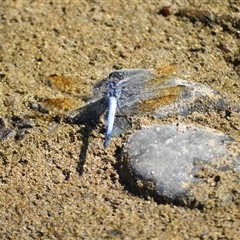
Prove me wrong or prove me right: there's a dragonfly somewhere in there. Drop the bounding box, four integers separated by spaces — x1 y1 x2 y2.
67 64 187 148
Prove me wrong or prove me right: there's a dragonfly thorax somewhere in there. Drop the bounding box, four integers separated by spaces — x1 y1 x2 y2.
106 81 122 99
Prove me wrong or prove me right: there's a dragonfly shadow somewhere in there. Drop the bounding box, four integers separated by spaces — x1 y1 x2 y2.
67 105 134 176
66 97 107 176
76 125 92 176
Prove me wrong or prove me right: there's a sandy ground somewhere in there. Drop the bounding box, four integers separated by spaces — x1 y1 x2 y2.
0 0 240 239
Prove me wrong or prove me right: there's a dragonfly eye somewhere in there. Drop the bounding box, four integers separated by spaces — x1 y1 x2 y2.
108 71 124 81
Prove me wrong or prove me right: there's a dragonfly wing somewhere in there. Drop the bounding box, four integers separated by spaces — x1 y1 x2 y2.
92 77 108 96
113 69 154 89
66 97 107 127
111 115 132 137
118 75 188 116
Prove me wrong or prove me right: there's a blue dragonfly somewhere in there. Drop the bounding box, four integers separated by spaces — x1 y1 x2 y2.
67 64 186 148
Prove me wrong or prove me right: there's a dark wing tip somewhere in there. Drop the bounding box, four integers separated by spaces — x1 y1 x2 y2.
66 97 107 127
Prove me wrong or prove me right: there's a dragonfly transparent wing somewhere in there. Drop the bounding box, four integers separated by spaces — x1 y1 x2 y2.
114 65 187 116
66 97 107 127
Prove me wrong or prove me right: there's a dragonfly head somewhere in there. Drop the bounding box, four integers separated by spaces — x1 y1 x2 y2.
108 71 124 82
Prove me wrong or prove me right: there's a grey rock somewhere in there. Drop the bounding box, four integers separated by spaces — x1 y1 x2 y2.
152 77 229 119
121 123 238 206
